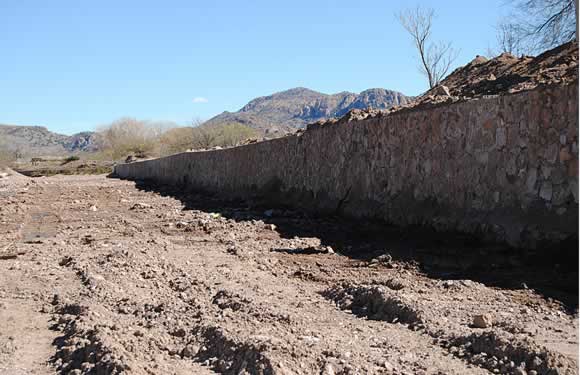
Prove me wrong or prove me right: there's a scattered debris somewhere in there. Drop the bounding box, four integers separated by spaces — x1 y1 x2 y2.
130 202 152 210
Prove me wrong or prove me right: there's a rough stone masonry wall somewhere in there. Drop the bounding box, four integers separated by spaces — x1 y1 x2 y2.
115 83 579 247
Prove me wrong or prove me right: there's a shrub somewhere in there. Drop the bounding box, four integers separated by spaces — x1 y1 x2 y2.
159 122 258 156
61 155 80 164
214 123 259 147
159 127 197 156
98 118 259 159
98 118 174 160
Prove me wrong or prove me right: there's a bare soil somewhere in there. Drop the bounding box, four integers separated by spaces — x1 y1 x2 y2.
0 173 577 374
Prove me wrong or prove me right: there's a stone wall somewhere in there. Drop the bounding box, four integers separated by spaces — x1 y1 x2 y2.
115 83 579 247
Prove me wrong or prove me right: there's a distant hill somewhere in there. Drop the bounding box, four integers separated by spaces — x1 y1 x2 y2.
0 87 410 155
204 87 411 136
0 124 101 157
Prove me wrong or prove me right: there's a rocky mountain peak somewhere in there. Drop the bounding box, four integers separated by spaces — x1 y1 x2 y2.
206 87 411 135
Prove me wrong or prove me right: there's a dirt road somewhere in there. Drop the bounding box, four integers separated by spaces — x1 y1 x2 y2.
0 173 577 374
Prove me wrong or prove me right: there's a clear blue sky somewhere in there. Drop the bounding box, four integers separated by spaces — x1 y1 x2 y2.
0 0 509 135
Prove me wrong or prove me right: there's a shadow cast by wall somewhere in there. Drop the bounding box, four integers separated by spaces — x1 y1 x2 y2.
131 179 579 312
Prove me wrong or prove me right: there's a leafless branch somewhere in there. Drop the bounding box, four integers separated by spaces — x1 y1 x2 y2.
496 21 529 55
397 6 459 88
497 0 577 55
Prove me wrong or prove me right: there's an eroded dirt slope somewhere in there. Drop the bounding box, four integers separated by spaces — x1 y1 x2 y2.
0 174 577 374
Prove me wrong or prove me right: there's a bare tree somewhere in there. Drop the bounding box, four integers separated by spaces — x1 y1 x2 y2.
190 118 204 129
524 0 577 47
191 127 218 149
98 117 163 159
159 127 196 156
186 119 215 149
497 0 577 55
397 6 459 88
215 123 258 147
496 21 528 55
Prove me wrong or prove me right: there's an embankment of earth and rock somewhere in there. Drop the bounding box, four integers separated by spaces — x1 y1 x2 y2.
114 43 579 248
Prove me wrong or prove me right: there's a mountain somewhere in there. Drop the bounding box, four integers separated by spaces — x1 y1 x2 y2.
0 124 101 157
204 87 411 136
0 87 410 155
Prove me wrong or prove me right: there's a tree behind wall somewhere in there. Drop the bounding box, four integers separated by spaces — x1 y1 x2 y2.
159 122 259 156
214 123 258 147
98 118 169 160
496 0 577 55
397 6 459 88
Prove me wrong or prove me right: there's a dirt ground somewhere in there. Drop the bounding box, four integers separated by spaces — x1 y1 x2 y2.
0 173 577 375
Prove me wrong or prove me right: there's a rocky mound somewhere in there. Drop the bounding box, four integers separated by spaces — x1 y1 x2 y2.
426 40 578 99
308 41 578 127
